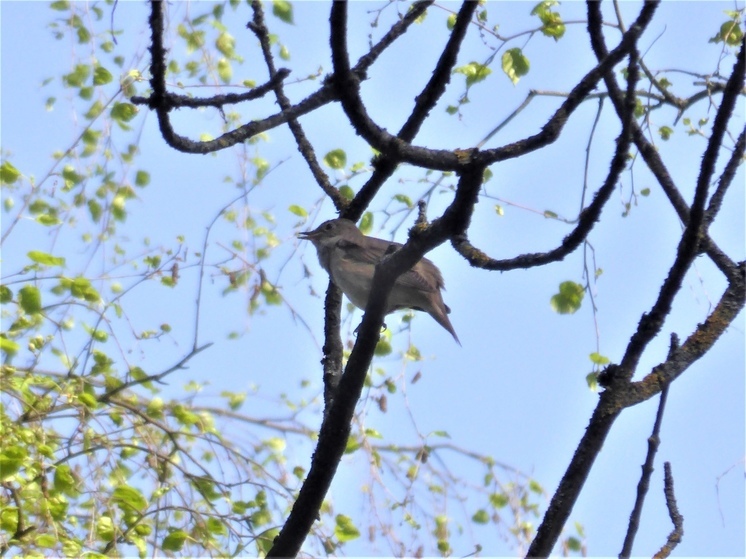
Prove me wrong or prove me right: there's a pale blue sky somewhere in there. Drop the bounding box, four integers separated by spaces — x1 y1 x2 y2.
1 1 744 556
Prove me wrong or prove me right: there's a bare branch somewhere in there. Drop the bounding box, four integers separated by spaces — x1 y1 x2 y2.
652 462 684 559
620 338 675 558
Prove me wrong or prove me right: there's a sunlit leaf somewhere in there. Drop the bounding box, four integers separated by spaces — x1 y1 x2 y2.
93 66 113 85
454 61 492 87
359 212 373 235
334 514 360 542
288 204 308 217
550 281 584 314
324 149 347 169
0 161 21 184
162 529 188 552
18 285 42 314
502 48 530 85
272 0 293 23
28 251 65 267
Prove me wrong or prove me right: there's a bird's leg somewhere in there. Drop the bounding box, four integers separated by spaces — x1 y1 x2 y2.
353 322 388 336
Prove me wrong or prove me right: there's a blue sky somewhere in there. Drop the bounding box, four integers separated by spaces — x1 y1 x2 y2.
1 1 744 556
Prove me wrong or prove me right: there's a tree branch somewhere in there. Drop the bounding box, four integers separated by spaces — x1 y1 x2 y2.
620 337 675 558
588 1 744 283
652 462 684 559
526 3 648 553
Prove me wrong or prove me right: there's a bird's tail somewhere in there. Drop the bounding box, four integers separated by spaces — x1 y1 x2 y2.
430 302 461 346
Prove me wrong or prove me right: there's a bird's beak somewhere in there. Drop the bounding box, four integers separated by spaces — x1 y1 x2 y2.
297 228 317 240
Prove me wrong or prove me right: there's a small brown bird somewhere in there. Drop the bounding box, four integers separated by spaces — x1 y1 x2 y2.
299 218 460 344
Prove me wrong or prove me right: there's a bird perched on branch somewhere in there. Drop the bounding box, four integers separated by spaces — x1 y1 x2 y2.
299 218 460 344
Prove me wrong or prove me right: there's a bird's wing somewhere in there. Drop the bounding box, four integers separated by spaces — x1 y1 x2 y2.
338 237 443 293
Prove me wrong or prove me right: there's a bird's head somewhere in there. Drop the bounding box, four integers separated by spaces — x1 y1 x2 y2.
298 218 361 249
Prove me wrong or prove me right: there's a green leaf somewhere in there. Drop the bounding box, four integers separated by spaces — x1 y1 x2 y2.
640 187 651 197
28 250 65 267
217 58 232 83
472 509 490 524
374 337 392 356
589 352 610 365
324 149 347 169
261 281 282 305
162 529 188 552
532 1 565 40
63 64 90 87
338 185 354 200
110 102 138 123
36 534 58 548
288 204 308 217
0 507 18 533
0 285 12 303
93 66 113 85
85 99 104 119
0 337 19 357
272 0 293 23
0 161 21 184
88 199 102 222
54 464 78 495
50 0 70 10
206 517 227 536
112 485 148 513
566 536 582 552
393 193 413 208
112 194 127 221
77 25 91 43
709 19 744 45
215 32 235 57
446 13 457 30
489 492 509 508
135 170 150 187
586 372 599 391
359 212 373 235
658 125 673 140
0 446 26 480
36 214 61 226
502 48 530 85
95 515 115 541
334 514 360 542
255 528 280 556
454 61 492 87
550 281 585 314
18 285 42 314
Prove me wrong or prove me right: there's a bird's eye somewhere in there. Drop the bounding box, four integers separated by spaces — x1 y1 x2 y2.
324 223 333 231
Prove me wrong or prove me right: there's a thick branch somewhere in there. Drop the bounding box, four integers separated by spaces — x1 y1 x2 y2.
345 0 476 219
330 0 658 172
131 69 290 109
617 22 745 377
267 167 484 557
588 2 744 282
451 95 632 270
247 1 345 211
527 4 646 554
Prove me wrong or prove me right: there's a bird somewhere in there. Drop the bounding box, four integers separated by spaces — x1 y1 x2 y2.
299 218 460 344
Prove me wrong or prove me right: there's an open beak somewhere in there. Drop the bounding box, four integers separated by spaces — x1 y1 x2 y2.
297 226 320 240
